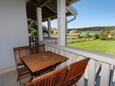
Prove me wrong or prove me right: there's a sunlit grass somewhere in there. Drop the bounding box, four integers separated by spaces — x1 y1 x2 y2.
68 39 115 56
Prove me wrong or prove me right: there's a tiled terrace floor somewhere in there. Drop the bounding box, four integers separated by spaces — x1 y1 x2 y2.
0 69 115 86
0 70 30 86
0 70 19 86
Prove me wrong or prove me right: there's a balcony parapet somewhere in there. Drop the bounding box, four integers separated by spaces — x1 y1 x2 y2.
40 41 115 86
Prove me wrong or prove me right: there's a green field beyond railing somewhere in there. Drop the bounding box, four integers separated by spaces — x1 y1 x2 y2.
68 39 115 56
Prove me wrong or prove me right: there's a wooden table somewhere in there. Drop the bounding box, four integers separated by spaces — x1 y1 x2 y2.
21 51 68 75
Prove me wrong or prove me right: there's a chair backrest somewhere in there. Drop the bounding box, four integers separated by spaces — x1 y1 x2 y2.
38 44 45 53
25 66 68 86
65 58 90 86
13 46 31 66
30 44 45 54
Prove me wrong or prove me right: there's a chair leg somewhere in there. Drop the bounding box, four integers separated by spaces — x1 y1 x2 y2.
75 83 77 86
17 76 19 81
19 80 22 86
17 76 22 86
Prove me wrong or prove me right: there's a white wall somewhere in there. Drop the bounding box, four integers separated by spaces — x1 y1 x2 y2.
0 0 28 70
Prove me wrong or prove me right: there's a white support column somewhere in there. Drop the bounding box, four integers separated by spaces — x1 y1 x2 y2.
48 18 51 38
36 7 43 41
57 0 66 46
65 18 68 45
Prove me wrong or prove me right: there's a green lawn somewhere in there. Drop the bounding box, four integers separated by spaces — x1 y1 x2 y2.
68 40 115 56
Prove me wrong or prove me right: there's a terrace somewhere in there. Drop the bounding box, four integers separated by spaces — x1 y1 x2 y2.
0 0 115 86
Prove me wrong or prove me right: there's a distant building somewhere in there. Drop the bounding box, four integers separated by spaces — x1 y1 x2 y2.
69 29 77 34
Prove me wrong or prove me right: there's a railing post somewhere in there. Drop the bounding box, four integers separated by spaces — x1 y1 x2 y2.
109 65 115 86
78 74 85 86
88 59 96 86
100 63 110 86
45 44 48 51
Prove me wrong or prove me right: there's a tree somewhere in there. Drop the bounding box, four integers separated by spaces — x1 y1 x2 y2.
28 27 37 37
27 18 37 37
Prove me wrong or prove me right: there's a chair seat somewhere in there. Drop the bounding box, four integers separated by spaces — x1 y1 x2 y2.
39 66 54 75
18 67 30 79
18 61 23 66
64 58 90 86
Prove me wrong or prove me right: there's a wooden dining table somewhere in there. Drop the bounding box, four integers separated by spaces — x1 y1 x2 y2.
21 51 68 76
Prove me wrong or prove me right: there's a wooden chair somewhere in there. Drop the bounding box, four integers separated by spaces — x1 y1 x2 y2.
24 66 68 86
64 58 90 86
13 46 31 81
30 44 45 54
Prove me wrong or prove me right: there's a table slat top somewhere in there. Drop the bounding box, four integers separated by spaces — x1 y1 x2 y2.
21 51 68 73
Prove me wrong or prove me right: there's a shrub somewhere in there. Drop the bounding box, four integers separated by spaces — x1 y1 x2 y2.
110 30 115 38
76 32 81 39
43 29 48 34
100 30 109 40
93 34 99 39
84 32 92 39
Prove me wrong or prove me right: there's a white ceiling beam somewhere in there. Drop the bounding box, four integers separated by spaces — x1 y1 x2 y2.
66 5 78 16
45 5 57 13
40 0 53 7
69 0 80 5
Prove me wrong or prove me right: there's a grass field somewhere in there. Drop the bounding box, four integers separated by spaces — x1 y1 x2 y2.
68 39 115 56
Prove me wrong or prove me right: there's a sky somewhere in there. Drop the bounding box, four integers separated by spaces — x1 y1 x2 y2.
43 0 115 28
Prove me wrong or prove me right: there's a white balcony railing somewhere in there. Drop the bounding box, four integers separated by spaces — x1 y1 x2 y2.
41 41 115 86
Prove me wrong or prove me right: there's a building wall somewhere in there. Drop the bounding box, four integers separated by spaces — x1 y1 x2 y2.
0 0 28 70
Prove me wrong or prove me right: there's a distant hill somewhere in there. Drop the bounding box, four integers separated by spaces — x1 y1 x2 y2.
68 26 115 31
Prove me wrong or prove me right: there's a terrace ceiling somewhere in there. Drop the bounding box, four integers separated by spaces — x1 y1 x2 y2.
26 0 78 21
